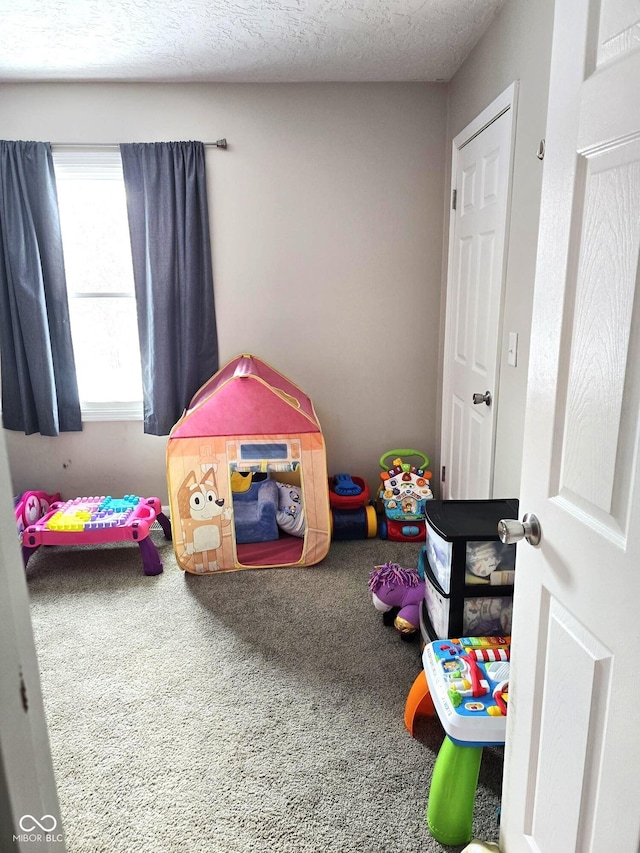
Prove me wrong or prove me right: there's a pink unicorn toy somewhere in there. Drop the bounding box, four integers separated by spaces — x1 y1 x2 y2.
368 562 425 639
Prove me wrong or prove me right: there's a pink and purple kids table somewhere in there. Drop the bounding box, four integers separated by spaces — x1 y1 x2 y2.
22 495 172 575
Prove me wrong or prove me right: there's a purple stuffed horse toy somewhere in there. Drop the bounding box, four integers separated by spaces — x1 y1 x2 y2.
369 562 425 639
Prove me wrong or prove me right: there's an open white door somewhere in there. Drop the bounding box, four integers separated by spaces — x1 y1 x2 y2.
501 1 640 850
0 429 63 851
441 84 517 500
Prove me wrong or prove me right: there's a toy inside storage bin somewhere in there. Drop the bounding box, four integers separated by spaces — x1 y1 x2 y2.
419 499 519 641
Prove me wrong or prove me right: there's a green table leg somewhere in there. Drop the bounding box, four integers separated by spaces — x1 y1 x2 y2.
426 735 483 845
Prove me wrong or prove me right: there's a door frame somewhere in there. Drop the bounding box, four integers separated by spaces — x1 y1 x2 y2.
440 81 519 499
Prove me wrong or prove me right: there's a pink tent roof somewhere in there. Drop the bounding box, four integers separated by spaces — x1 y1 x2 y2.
171 354 321 438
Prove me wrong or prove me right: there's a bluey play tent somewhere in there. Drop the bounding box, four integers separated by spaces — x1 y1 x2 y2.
166 354 331 573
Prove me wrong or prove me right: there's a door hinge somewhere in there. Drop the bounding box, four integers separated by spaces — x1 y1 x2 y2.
441 465 446 482
451 189 457 210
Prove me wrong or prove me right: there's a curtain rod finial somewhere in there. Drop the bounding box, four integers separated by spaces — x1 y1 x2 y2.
216 139 227 149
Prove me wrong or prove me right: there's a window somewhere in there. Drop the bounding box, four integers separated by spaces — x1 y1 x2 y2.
52 147 143 420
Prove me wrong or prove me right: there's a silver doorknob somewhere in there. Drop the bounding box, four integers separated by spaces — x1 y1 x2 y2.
472 391 492 406
498 513 541 546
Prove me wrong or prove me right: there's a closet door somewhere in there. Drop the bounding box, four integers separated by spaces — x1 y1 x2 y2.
441 84 517 499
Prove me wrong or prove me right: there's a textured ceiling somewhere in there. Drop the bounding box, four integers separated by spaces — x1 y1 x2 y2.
0 0 504 83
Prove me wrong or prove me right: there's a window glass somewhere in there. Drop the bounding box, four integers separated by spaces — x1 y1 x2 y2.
53 147 143 418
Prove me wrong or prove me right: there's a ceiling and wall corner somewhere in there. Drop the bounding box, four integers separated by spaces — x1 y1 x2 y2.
0 0 505 83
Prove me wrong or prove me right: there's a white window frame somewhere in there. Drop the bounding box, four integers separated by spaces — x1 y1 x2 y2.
52 146 143 422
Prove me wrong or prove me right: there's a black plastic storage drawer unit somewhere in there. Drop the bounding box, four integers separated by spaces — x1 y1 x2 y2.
419 499 519 641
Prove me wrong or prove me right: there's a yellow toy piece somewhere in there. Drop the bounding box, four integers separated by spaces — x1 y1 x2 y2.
46 508 91 532
230 470 253 493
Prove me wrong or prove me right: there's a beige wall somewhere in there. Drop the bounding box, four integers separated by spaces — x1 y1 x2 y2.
2 0 558 509
443 0 555 498
1 82 447 503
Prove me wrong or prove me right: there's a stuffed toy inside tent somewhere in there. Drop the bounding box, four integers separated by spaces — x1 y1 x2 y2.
166 354 331 573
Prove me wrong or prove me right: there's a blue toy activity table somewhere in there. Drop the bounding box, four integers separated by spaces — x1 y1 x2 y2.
405 637 510 845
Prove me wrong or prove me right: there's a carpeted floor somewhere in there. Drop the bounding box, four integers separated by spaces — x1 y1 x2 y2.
26 535 503 852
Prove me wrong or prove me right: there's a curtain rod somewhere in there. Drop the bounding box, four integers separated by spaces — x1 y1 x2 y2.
52 139 228 149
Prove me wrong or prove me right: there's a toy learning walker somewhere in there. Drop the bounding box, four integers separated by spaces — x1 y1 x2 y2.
378 449 433 541
22 495 172 576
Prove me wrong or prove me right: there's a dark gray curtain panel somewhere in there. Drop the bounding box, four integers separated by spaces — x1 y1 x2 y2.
120 141 219 436
0 140 82 436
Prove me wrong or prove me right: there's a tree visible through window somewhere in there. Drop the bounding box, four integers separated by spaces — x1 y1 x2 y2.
53 147 143 420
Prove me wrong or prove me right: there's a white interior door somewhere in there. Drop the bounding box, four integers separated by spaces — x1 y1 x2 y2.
501 1 640 850
441 84 517 500
0 428 63 850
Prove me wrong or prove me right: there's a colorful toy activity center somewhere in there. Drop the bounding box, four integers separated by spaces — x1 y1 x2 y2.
404 636 510 846
21 495 172 575
378 449 433 541
166 354 331 573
